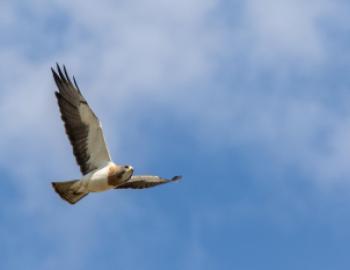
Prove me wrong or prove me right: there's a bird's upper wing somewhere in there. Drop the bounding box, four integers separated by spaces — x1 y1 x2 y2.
115 175 182 189
52 64 112 175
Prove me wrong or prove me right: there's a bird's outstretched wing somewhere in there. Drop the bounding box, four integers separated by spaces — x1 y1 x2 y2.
115 175 182 189
52 64 111 175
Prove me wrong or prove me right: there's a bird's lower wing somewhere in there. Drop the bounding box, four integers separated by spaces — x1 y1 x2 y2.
115 175 182 189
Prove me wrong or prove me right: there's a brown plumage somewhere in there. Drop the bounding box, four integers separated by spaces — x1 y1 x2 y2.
52 64 111 175
116 176 182 189
107 164 129 186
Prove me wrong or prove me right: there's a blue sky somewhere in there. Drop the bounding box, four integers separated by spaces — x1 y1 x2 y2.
1 0 350 269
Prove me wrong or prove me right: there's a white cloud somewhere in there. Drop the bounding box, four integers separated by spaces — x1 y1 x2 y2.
0 0 349 201
241 0 337 67
0 0 349 200
0 0 225 268
1 0 350 267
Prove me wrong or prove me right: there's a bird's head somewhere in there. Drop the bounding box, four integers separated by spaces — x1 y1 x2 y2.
122 165 134 181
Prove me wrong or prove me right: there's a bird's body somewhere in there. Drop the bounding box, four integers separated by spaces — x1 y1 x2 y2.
81 162 132 192
51 64 181 204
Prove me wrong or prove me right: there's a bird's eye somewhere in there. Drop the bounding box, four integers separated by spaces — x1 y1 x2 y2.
124 165 129 169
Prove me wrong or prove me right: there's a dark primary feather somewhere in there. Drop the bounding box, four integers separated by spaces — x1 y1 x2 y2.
52 64 100 175
116 175 182 189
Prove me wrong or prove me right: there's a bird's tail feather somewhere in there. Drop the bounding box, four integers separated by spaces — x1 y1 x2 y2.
52 179 88 204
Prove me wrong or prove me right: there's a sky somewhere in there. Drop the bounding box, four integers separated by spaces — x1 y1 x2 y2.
1 0 350 269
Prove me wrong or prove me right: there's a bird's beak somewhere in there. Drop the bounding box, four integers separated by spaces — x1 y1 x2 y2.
128 166 134 173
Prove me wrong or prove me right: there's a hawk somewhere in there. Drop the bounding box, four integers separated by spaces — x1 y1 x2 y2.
51 64 181 204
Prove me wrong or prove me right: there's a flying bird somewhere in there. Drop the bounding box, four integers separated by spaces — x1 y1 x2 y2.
51 64 181 204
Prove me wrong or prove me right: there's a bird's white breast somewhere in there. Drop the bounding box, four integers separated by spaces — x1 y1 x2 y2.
83 163 115 192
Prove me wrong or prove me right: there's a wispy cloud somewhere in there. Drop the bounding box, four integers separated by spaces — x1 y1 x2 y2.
0 0 225 269
1 0 350 269
242 0 335 65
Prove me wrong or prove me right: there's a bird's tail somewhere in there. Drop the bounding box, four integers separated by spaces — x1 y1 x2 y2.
52 179 88 204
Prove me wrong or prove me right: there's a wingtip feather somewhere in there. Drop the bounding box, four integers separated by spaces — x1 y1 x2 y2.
63 65 72 83
57 64 65 80
171 176 182 182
